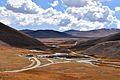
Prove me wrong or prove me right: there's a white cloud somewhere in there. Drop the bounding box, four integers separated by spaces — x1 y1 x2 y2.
0 19 11 25
115 7 120 12
0 7 16 26
0 0 120 31
50 0 59 7
6 0 42 14
114 19 120 29
60 0 118 31
62 0 111 7
67 19 106 31
66 6 113 22
62 0 87 7
59 26 71 31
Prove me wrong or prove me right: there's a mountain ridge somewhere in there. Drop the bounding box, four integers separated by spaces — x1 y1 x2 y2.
71 32 120 50
21 29 77 38
65 28 120 38
0 22 47 50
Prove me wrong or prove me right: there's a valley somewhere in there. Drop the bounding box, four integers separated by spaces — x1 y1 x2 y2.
1 0 120 79
1 46 120 80
0 22 120 80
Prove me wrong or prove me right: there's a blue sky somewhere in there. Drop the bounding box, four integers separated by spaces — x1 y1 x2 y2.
0 0 120 31
0 0 66 10
103 0 120 19
104 0 120 9
33 0 66 12
0 0 119 12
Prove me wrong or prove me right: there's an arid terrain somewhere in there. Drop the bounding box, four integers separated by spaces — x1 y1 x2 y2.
1 44 120 80
1 22 120 80
0 47 30 71
1 0 120 79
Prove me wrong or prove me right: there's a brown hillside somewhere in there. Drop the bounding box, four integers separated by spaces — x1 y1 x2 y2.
85 41 120 59
0 22 47 50
71 32 120 50
65 29 120 38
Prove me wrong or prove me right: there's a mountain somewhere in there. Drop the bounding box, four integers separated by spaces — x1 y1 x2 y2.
21 30 76 38
71 32 120 51
0 22 47 50
0 41 10 47
84 41 120 59
65 29 120 38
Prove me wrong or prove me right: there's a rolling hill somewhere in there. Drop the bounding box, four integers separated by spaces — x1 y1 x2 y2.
21 30 76 38
65 29 120 38
71 32 120 51
85 41 120 59
0 22 47 50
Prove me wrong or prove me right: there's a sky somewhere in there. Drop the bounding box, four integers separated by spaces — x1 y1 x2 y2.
0 0 120 31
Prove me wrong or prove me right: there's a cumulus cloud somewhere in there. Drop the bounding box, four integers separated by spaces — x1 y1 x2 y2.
0 0 120 31
14 8 63 26
6 0 41 14
62 0 111 7
0 0 63 27
66 6 113 22
60 0 118 31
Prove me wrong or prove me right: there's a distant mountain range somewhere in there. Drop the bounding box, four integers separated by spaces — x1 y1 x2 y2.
65 29 120 38
0 22 47 50
71 32 120 50
21 30 76 38
1 22 120 59
21 28 120 38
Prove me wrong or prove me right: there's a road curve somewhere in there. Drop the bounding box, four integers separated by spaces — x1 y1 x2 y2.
39 59 70 68
3 57 41 73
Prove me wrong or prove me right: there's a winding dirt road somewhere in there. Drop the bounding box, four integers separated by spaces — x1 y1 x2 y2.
2 57 41 73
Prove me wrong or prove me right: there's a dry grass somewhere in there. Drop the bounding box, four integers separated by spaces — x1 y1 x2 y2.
0 70 77 80
1 62 120 80
0 47 30 71
38 38 80 46
0 47 120 80
37 62 120 80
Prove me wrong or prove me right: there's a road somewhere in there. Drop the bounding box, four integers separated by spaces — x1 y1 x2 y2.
1 49 119 73
39 59 70 68
3 57 41 73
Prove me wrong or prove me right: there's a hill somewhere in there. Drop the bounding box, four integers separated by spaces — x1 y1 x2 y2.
0 41 10 46
71 32 120 50
85 41 120 59
65 29 120 38
21 30 76 38
0 22 47 50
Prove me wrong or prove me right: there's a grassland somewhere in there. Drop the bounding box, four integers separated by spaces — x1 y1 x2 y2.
1 62 120 80
1 38 120 80
0 47 30 71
